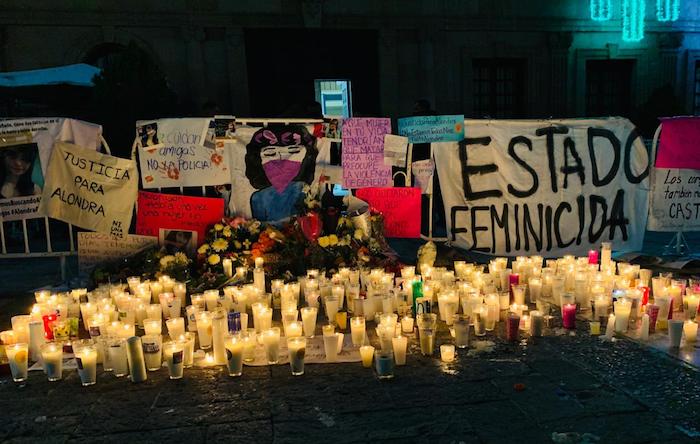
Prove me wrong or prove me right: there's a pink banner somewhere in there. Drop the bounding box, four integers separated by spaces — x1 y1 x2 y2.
356 187 421 238
656 117 700 169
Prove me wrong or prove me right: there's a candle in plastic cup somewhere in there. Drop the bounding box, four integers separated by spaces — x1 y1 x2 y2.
374 349 394 379
530 310 544 337
589 321 601 335
350 316 366 346
401 315 414 334
440 344 455 362
75 344 97 386
506 313 520 342
286 321 303 338
453 315 470 348
323 333 339 362
108 338 129 377
178 333 195 368
146 304 162 321
360 345 374 368
324 294 340 324
163 341 184 379
614 300 632 333
418 328 435 355
242 329 257 362
262 327 281 364
683 320 698 344
669 319 684 349
143 318 161 336
41 342 63 381
391 335 407 365
287 336 306 376
646 304 660 334
195 311 213 350
166 317 185 340
300 307 318 338
224 333 244 377
473 307 486 336
141 334 163 371
6 343 29 382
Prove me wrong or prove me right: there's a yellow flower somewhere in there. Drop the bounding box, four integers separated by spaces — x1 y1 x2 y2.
214 223 224 231
159 255 175 268
197 244 210 255
328 234 338 246
174 252 188 264
208 254 221 265
354 229 364 240
222 226 232 237
318 236 329 248
212 238 229 252
234 241 242 249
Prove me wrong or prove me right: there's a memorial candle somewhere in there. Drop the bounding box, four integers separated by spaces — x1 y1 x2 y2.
529 310 544 337
562 304 576 329
254 267 265 293
392 335 408 365
604 314 616 339
222 258 233 278
640 313 650 340
359 345 374 368
528 277 542 304
614 300 632 333
684 320 698 343
646 304 660 334
588 249 599 265
685 294 699 320
506 313 520 342
440 344 455 363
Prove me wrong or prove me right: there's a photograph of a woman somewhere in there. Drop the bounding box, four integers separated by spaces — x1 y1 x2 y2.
245 125 318 223
0 143 42 199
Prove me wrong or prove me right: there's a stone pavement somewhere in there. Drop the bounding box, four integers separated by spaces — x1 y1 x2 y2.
1 294 699 444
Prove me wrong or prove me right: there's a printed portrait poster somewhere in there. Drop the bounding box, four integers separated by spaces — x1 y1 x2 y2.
0 118 102 221
227 125 333 223
41 142 138 237
137 118 230 188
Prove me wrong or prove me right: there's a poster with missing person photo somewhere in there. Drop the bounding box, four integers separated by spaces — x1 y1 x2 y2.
0 131 45 221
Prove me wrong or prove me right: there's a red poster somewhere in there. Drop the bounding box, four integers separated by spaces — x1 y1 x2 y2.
356 187 421 238
657 117 700 169
135 191 224 245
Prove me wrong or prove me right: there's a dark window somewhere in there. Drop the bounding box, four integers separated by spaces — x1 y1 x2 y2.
694 61 700 115
586 59 634 116
472 58 527 118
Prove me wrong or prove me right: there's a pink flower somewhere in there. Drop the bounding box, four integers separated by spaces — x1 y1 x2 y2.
229 216 247 228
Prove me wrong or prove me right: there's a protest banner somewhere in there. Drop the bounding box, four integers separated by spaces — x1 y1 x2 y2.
78 232 157 273
342 118 392 189
433 118 649 256
647 167 700 231
356 187 421 238
227 125 333 221
41 142 137 236
0 117 101 220
397 115 465 144
137 118 231 188
135 191 224 245
655 117 700 170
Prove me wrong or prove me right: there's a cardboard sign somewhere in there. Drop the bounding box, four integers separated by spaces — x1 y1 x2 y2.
412 159 434 194
433 118 650 256
656 117 700 170
383 134 409 167
0 118 101 221
41 142 138 236
137 118 230 188
135 191 224 244
356 187 421 238
647 167 700 231
78 232 157 273
342 118 392 189
397 115 465 144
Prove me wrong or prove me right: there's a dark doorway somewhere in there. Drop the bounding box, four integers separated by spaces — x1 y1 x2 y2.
244 29 380 117
586 59 635 117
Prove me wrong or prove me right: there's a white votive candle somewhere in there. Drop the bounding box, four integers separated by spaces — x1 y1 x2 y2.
392 335 408 365
440 344 455 362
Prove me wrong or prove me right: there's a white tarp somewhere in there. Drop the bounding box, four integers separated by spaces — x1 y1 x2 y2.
433 118 649 256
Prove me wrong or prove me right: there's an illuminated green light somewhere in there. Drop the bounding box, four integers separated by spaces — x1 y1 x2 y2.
656 0 680 21
622 0 645 42
590 0 613 21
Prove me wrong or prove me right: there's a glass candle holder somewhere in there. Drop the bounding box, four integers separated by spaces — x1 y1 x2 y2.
287 336 306 376
374 349 394 379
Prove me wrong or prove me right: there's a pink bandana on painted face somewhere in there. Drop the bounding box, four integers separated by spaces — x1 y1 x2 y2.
261 144 307 194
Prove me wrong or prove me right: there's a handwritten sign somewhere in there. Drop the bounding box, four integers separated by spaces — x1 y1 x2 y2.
397 115 465 144
383 134 409 167
656 117 700 170
648 168 700 231
412 159 434 194
135 191 224 244
137 118 230 188
78 232 157 273
356 187 421 238
434 118 649 256
41 142 137 236
342 118 392 189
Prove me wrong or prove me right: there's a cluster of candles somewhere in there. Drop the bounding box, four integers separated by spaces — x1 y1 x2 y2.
2 243 698 384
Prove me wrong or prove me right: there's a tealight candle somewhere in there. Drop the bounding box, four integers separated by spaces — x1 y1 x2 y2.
440 344 455 363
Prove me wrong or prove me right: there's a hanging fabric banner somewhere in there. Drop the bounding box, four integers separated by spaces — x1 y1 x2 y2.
41 142 138 237
433 118 649 256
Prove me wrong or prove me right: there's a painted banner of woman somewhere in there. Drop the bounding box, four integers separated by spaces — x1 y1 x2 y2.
245 126 318 223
